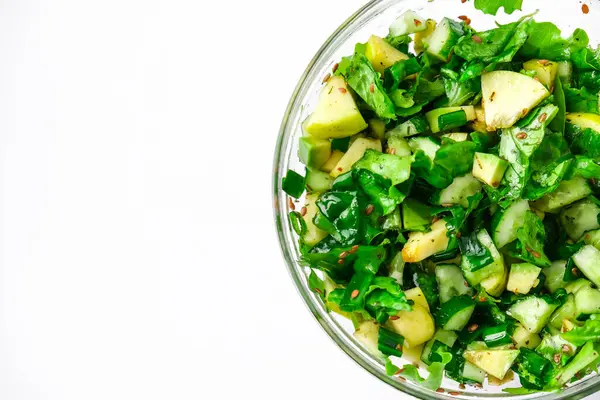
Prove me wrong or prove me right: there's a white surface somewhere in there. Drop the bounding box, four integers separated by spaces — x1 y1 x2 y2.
0 0 408 399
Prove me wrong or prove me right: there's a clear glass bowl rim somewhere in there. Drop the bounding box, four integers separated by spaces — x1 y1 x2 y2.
272 1 600 399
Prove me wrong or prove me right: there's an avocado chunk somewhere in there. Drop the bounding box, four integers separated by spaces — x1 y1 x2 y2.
559 198 600 241
434 174 482 208
523 59 559 89
507 263 542 295
330 137 382 178
302 194 328 247
481 71 550 129
425 106 476 133
402 198 433 231
320 150 344 173
304 76 368 139
463 349 519 380
298 136 331 169
402 219 449 263
472 152 508 188
365 35 409 74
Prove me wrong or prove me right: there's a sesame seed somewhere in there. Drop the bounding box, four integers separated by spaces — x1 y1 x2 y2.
322 73 331 83
516 132 528 139
338 87 347 94
472 35 482 43
526 247 541 258
339 251 349 259
583 4 590 14
332 63 339 73
390 315 400 320
456 231 462 238
450 392 460 396
436 388 445 393
537 59 549 65
539 113 548 122
370 82 374 93
467 324 479 332
388 148 396 155
288 198 295 210
337 167 343 171
396 344 403 351
492 181 500 188
464 281 469 287
365 204 375 216
522 108 528 115
458 15 471 24
490 91 496 101
476 383 483 389
349 245 359 254
479 297 486 302
351 289 360 299
461 0 467 3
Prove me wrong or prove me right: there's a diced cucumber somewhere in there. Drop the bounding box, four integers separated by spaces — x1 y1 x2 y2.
408 136 440 160
425 17 464 62
387 136 412 156
549 294 578 330
507 296 559 333
574 285 600 318
305 168 333 193
572 245 600 288
435 264 471 303
552 342 598 388
386 115 428 138
560 198 600 241
461 229 505 286
491 199 529 249
402 198 433 231
480 264 508 297
442 132 468 142
507 263 542 295
512 323 541 349
433 174 482 208
565 278 592 295
389 10 427 36
544 260 567 293
532 177 592 213
583 229 600 250
557 61 573 85
461 361 486 383
421 330 458 365
436 295 475 331
463 348 519 380
425 106 476 133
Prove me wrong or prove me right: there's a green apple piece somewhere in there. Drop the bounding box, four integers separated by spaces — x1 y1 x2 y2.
472 152 509 188
482 71 550 129
365 35 409 74
463 349 519 380
523 59 558 89
330 137 381 178
304 76 368 139
507 263 542 295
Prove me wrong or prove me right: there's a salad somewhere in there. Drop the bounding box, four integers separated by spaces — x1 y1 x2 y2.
281 4 600 395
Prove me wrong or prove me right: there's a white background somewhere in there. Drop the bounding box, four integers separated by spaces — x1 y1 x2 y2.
0 0 409 399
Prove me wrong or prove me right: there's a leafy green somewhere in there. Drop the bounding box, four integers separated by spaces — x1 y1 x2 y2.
303 244 387 282
315 191 361 245
549 76 566 133
384 58 422 91
564 85 599 113
565 123 600 161
473 0 522 15
354 150 412 186
343 53 396 120
562 319 600 346
506 211 551 267
513 348 553 390
282 170 305 198
394 350 453 389
454 21 521 62
308 270 326 300
565 156 600 179
459 231 495 271
519 22 589 61
363 276 412 323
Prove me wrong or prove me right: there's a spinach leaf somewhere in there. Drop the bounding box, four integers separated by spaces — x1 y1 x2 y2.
549 76 566 133
565 156 600 179
384 57 422 91
564 85 599 114
513 348 553 390
561 318 600 346
353 150 412 186
506 211 551 267
474 0 522 15
392 350 453 389
519 22 589 61
454 21 520 62
315 191 361 245
459 231 495 272
343 53 396 120
364 276 412 323
565 123 600 161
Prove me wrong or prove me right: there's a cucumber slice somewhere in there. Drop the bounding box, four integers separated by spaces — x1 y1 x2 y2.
437 295 475 331
408 136 440 160
461 361 485 383
425 17 464 62
565 278 592 295
434 174 483 208
386 115 428 138
421 330 458 365
442 132 469 142
507 296 560 333
572 245 600 288
574 285 600 318
553 342 599 388
389 10 427 36
557 61 572 85
559 198 600 241
583 229 600 250
425 106 476 133
435 264 472 303
532 177 592 213
536 333 577 367
387 137 412 156
507 263 542 295
305 168 333 193
549 294 577 330
543 260 567 293
491 199 530 249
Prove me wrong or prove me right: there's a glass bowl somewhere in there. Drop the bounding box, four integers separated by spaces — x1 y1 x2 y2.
273 0 600 398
